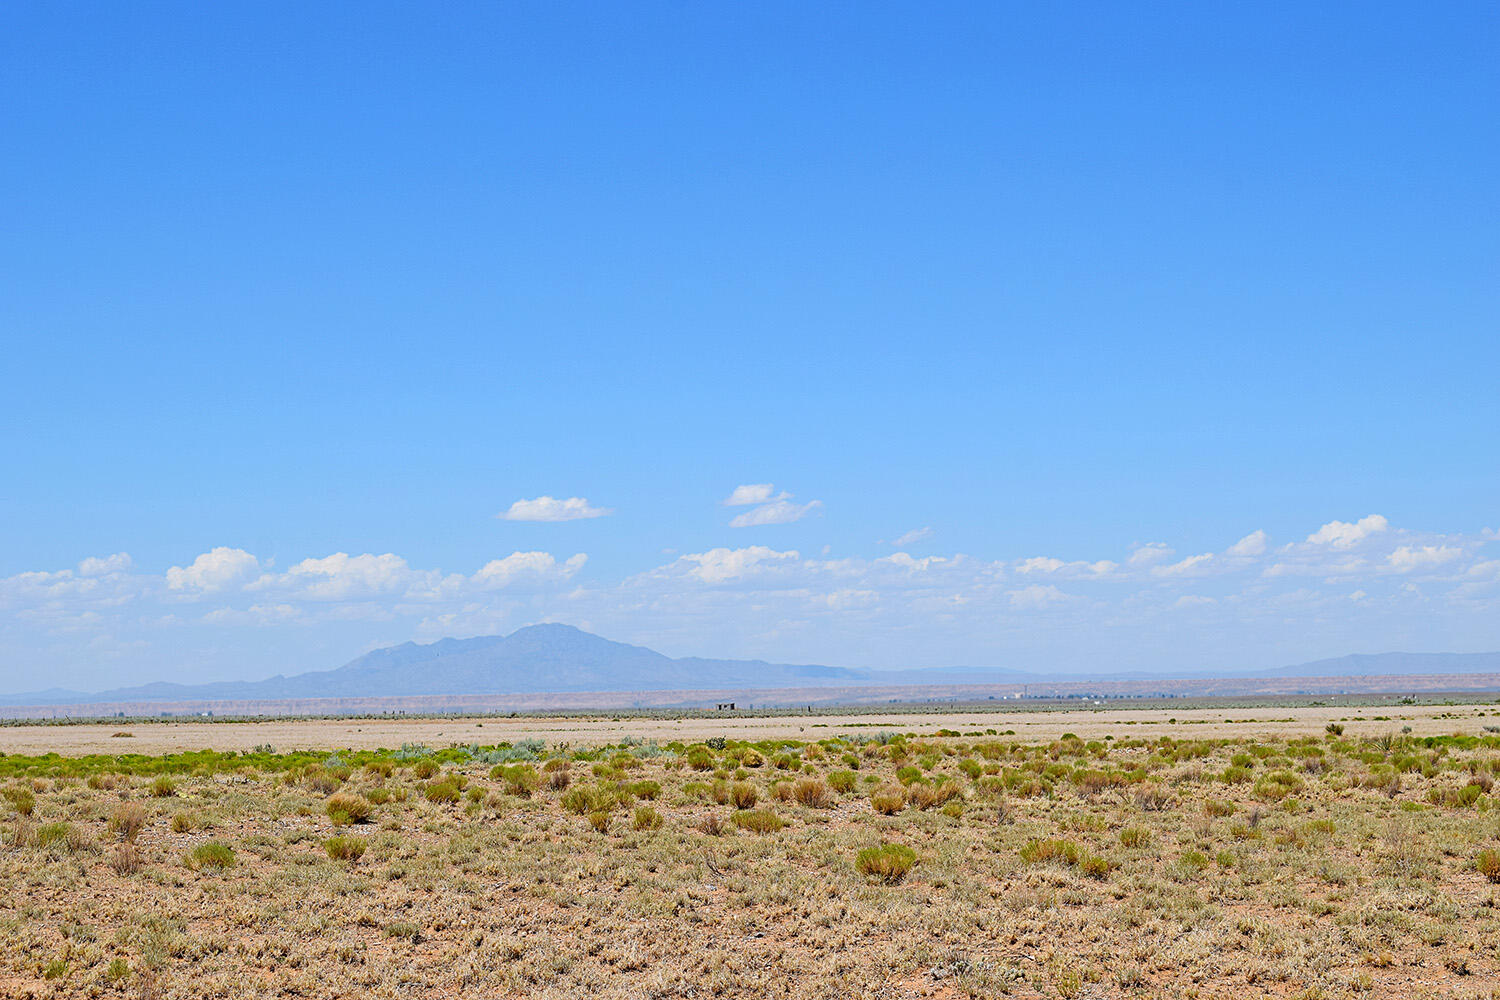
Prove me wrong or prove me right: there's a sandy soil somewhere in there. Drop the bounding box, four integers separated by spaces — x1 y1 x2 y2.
2 701 1494 755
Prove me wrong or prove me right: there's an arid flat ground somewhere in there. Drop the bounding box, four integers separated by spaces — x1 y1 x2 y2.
3 706 1500 999
2 700 1497 756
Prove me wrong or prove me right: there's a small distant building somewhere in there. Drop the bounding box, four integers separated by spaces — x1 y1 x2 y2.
715 702 736 711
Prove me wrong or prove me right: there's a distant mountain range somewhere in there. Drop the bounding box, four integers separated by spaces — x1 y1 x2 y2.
3 624 1499 707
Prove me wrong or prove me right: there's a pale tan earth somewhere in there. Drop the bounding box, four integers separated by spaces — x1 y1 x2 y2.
4 711 1500 998
1 701 1496 756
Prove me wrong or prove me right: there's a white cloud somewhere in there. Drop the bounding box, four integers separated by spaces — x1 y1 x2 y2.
1387 545 1462 573
671 546 801 584
1226 530 1268 557
878 552 950 572
893 526 934 546
497 496 612 522
1307 514 1388 548
201 603 301 626
1016 556 1115 578
723 484 789 506
473 551 587 588
1174 595 1216 608
1154 553 1215 578
166 547 260 592
1128 543 1173 567
252 552 419 601
78 553 133 577
729 499 822 528
1007 584 1070 608
1016 556 1065 574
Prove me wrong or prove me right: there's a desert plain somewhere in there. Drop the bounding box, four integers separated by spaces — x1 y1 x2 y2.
3 700 1500 999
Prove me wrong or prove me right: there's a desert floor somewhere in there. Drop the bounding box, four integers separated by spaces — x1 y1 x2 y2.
1 699 1496 756
3 704 1500 998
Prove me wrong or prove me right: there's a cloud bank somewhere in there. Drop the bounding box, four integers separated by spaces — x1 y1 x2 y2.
2 513 1497 690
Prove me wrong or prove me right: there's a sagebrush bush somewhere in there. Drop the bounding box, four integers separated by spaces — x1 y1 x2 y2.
730 781 759 809
4 787 36 816
424 779 461 804
325 835 367 861
109 802 147 843
1020 838 1081 866
109 843 141 875
492 764 540 798
326 792 372 825
186 841 235 870
732 809 784 833
871 785 906 815
856 843 916 883
793 778 833 808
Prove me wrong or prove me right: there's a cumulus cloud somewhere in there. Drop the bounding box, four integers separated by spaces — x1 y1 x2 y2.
1008 584 1070 608
1128 543 1173 567
1307 514 1388 548
1226 530 1268 557
250 552 427 601
893 527 934 546
878 552 950 572
166 548 260 592
654 546 802 584
78 553 133 576
1154 553 1215 578
473 551 588 588
1387 545 1462 573
729 498 822 527
1015 556 1115 578
497 496 611 522
723 484 789 506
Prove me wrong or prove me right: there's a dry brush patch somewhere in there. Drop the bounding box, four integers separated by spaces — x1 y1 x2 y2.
2 726 1500 996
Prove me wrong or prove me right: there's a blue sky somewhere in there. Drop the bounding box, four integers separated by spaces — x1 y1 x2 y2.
2 3 1497 693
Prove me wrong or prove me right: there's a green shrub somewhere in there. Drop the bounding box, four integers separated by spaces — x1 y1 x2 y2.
630 780 661 801
827 770 857 794
151 776 176 798
491 764 540 798
1079 854 1114 879
109 802 147 842
424 779 461 804
326 792 372 825
730 781 759 809
856 843 917 883
3 787 35 816
732 809 784 833
871 785 906 814
186 841 236 870
1020 839 1081 866
588 810 611 833
632 806 662 831
1477 849 1500 884
793 778 833 808
1118 826 1151 848
325 835 367 861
